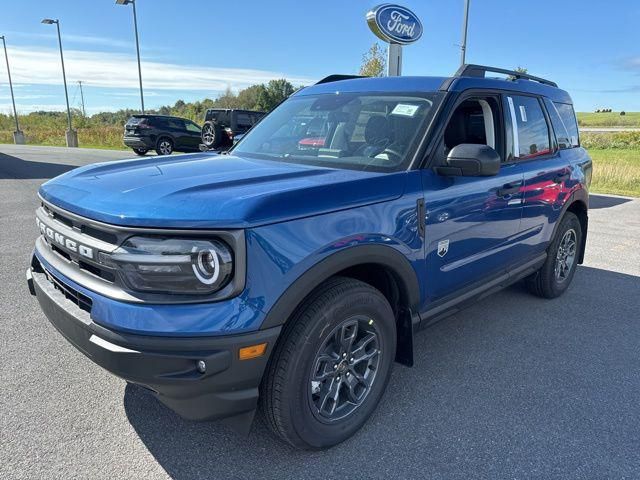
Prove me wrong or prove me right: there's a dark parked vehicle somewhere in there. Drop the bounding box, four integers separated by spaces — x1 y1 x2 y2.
123 115 202 156
29 65 591 449
200 108 264 150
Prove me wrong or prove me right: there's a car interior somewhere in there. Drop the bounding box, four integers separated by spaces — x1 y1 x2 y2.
440 98 501 161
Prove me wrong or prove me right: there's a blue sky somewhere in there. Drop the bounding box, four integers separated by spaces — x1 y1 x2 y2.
0 0 638 114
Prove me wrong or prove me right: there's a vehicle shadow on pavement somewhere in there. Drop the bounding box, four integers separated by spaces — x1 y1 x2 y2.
589 194 631 209
124 265 640 480
0 152 78 180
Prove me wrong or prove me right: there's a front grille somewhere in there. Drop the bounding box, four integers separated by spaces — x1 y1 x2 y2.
39 202 119 285
34 258 93 313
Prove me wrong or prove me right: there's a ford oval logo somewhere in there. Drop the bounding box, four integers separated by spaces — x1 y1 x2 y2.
366 4 423 45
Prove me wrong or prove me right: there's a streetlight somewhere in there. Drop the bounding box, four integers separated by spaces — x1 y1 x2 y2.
0 35 24 144
459 0 470 66
115 0 145 114
41 18 77 147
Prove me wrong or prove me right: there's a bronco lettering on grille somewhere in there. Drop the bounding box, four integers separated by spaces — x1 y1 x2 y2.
36 217 94 260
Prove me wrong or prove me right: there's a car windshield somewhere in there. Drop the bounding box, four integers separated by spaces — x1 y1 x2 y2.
232 92 442 171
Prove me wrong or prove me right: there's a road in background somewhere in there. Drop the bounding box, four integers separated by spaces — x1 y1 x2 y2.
580 127 640 132
1 145 639 479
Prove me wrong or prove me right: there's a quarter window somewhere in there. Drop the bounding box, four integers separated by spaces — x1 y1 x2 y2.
554 102 580 147
544 98 571 149
505 95 551 160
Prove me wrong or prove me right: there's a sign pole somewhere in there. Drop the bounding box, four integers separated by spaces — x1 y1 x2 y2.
460 0 470 66
387 43 402 76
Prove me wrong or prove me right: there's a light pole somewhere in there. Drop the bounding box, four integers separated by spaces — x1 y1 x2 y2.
77 80 86 117
460 0 470 66
116 0 145 114
0 36 24 144
42 18 77 147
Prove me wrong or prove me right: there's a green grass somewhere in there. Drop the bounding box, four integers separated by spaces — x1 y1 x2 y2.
588 149 640 197
0 126 126 150
577 112 640 128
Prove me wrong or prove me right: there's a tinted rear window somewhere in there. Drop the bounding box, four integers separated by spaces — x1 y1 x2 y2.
126 117 146 126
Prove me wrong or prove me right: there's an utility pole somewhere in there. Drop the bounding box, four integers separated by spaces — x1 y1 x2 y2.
460 0 470 66
0 35 24 144
78 80 86 117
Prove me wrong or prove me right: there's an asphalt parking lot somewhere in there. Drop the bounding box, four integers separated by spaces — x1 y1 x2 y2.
1 144 639 479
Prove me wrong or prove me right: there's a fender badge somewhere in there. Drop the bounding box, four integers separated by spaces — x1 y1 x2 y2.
437 239 449 258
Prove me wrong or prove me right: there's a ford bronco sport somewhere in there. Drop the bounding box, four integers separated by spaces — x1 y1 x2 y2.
28 65 591 450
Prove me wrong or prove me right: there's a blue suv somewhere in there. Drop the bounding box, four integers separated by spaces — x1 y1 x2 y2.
27 65 591 450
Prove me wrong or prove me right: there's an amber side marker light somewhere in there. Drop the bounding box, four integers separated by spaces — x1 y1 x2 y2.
239 343 268 360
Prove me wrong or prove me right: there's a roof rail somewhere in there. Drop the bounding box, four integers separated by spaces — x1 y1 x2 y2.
455 64 558 88
315 74 366 85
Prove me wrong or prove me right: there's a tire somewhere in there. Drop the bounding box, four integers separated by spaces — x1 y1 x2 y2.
155 137 173 155
132 147 148 156
201 121 222 149
261 276 396 450
526 212 582 299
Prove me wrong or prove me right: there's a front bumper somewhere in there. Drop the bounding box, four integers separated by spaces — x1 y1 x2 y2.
27 262 281 422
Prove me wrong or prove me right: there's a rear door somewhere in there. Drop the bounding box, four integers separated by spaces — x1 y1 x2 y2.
165 117 189 150
421 93 525 304
504 94 572 257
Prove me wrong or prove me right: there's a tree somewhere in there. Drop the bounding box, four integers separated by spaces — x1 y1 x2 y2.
359 43 387 77
237 84 267 110
256 79 295 111
214 86 240 109
508 66 528 81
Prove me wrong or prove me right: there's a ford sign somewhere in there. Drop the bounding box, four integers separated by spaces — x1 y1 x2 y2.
366 4 423 45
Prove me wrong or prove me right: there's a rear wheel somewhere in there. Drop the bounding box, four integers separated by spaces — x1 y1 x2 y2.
155 137 173 155
132 147 148 156
526 212 582 298
261 277 396 450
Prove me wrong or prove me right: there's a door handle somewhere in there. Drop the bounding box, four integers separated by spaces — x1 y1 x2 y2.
497 181 523 197
553 173 570 184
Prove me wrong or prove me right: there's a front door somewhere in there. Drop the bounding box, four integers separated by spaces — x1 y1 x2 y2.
420 94 524 305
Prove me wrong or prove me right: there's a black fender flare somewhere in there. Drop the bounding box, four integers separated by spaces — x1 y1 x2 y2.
551 188 589 264
260 244 421 331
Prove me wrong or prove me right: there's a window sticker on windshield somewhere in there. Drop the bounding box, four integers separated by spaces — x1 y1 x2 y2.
519 105 528 122
391 104 420 117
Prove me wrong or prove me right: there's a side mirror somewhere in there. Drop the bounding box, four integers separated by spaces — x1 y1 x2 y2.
436 144 501 177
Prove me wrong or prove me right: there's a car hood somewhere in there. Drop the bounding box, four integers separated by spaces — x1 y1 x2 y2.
39 152 406 228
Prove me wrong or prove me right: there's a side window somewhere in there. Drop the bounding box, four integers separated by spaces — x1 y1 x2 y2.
184 121 201 133
166 118 184 130
543 98 571 149
504 95 550 160
554 102 580 147
236 113 252 130
442 97 500 157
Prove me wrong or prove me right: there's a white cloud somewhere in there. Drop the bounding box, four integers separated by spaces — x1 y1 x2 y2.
4 45 315 92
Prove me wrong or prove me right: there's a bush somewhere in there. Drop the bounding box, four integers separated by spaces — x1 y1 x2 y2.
581 132 640 149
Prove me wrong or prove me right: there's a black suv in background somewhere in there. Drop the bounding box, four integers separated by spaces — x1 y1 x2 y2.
200 109 264 150
123 115 202 156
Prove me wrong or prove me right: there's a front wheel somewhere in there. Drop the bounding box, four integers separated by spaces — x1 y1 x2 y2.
155 138 173 155
526 211 582 298
261 277 396 450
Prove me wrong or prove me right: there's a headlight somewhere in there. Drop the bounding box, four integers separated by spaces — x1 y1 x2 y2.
102 236 233 295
